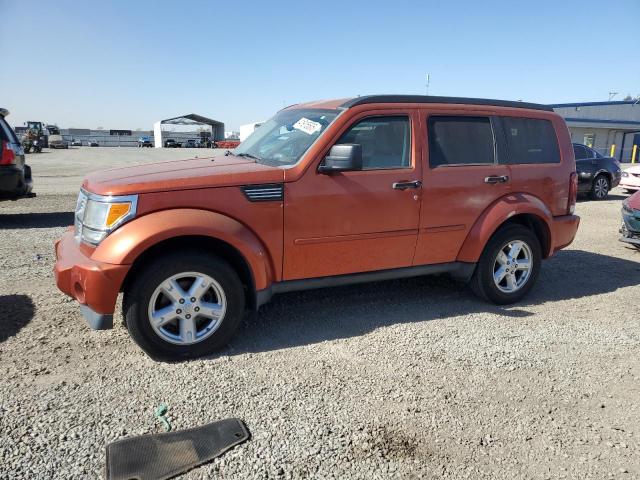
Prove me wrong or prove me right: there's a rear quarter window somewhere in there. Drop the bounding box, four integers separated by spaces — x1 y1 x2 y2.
500 117 560 164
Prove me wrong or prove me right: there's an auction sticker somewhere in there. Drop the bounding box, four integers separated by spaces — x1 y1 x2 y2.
293 117 322 135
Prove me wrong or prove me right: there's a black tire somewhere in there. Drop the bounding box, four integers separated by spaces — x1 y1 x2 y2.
589 174 610 200
123 252 245 361
470 224 541 305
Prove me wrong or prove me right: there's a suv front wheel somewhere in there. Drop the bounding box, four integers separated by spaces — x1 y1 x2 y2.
470 225 541 305
124 252 245 361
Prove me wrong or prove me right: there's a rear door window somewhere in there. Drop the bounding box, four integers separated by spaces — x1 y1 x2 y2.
427 116 495 167
585 146 602 158
500 117 560 164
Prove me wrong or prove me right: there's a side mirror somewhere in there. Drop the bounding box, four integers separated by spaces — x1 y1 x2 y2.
318 144 362 174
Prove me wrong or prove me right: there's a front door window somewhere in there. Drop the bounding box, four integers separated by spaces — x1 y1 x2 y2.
336 116 411 170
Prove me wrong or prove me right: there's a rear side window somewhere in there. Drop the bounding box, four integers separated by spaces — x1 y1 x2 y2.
501 117 560 164
428 116 494 167
573 144 588 160
336 116 411 170
0 118 19 144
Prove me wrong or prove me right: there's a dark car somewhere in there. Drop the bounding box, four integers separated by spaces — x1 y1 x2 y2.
183 139 198 148
0 108 34 201
89 140 99 147
164 139 181 148
71 139 83 146
573 143 621 200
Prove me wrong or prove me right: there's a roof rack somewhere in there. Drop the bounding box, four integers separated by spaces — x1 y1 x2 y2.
340 95 553 112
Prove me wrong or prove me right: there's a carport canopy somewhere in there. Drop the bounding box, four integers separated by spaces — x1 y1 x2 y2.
153 114 225 147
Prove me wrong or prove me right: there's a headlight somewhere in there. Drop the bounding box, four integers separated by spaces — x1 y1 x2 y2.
74 189 137 245
622 201 634 214
622 171 629 177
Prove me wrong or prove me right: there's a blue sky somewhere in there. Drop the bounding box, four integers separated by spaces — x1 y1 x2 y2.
2 0 639 130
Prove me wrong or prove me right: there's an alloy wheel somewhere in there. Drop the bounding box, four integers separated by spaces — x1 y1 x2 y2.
492 240 533 293
594 177 609 199
147 272 227 345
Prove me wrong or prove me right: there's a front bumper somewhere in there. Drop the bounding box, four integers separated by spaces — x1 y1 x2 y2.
620 208 640 246
550 214 580 254
54 230 130 329
612 170 622 188
620 174 640 190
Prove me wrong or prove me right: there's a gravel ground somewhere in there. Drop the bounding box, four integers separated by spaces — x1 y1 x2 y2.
1 148 639 479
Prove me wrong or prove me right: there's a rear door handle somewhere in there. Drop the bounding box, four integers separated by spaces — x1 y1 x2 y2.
393 180 422 190
484 175 509 184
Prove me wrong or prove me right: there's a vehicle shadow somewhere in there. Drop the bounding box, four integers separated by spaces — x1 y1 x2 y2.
577 194 627 202
0 212 74 229
0 294 35 343
222 249 640 356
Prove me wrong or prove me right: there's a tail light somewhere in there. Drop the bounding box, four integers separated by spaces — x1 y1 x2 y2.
1 140 16 165
567 172 578 214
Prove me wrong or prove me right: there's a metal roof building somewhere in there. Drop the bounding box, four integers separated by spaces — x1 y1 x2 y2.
153 114 225 148
551 100 640 162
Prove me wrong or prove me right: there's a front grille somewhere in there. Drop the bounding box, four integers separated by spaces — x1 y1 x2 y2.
241 184 284 202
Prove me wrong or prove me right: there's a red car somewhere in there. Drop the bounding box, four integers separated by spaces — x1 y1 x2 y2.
55 95 580 360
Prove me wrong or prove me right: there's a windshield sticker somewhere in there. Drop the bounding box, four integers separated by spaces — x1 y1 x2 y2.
293 117 322 135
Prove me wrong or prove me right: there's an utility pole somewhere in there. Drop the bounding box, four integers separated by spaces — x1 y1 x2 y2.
608 92 619 101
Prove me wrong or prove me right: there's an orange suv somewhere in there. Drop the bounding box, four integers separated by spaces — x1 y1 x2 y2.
54 95 580 360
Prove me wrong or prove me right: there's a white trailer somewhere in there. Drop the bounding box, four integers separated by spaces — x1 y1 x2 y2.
239 121 264 142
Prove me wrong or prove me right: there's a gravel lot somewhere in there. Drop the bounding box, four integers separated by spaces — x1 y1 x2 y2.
1 147 639 479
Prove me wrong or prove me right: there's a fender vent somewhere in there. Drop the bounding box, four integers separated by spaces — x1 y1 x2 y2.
241 183 284 202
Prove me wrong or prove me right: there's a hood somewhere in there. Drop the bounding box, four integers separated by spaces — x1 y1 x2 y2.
83 155 284 196
628 190 640 211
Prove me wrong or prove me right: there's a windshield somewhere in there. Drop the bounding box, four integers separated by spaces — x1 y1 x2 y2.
234 108 340 166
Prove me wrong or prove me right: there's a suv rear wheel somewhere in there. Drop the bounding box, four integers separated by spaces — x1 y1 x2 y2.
123 252 245 361
470 225 541 304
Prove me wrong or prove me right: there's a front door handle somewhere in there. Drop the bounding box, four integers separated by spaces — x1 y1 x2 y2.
484 175 509 184
393 180 422 190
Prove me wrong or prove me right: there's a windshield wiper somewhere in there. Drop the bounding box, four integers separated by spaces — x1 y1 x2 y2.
234 152 262 162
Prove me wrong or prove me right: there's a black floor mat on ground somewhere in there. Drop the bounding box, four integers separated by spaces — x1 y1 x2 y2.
105 418 250 480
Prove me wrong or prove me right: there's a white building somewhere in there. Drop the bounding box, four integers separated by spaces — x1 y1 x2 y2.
552 100 640 162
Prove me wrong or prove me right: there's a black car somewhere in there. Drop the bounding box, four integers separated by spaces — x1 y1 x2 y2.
573 143 621 200
0 108 34 201
164 139 181 148
183 139 197 148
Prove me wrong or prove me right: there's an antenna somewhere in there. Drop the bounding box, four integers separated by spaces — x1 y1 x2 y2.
425 74 430 96
608 92 619 101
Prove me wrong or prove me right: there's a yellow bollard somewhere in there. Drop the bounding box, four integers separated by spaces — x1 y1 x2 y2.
633 145 638 164
610 144 616 157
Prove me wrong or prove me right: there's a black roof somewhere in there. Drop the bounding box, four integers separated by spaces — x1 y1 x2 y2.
340 95 553 112
550 100 639 108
